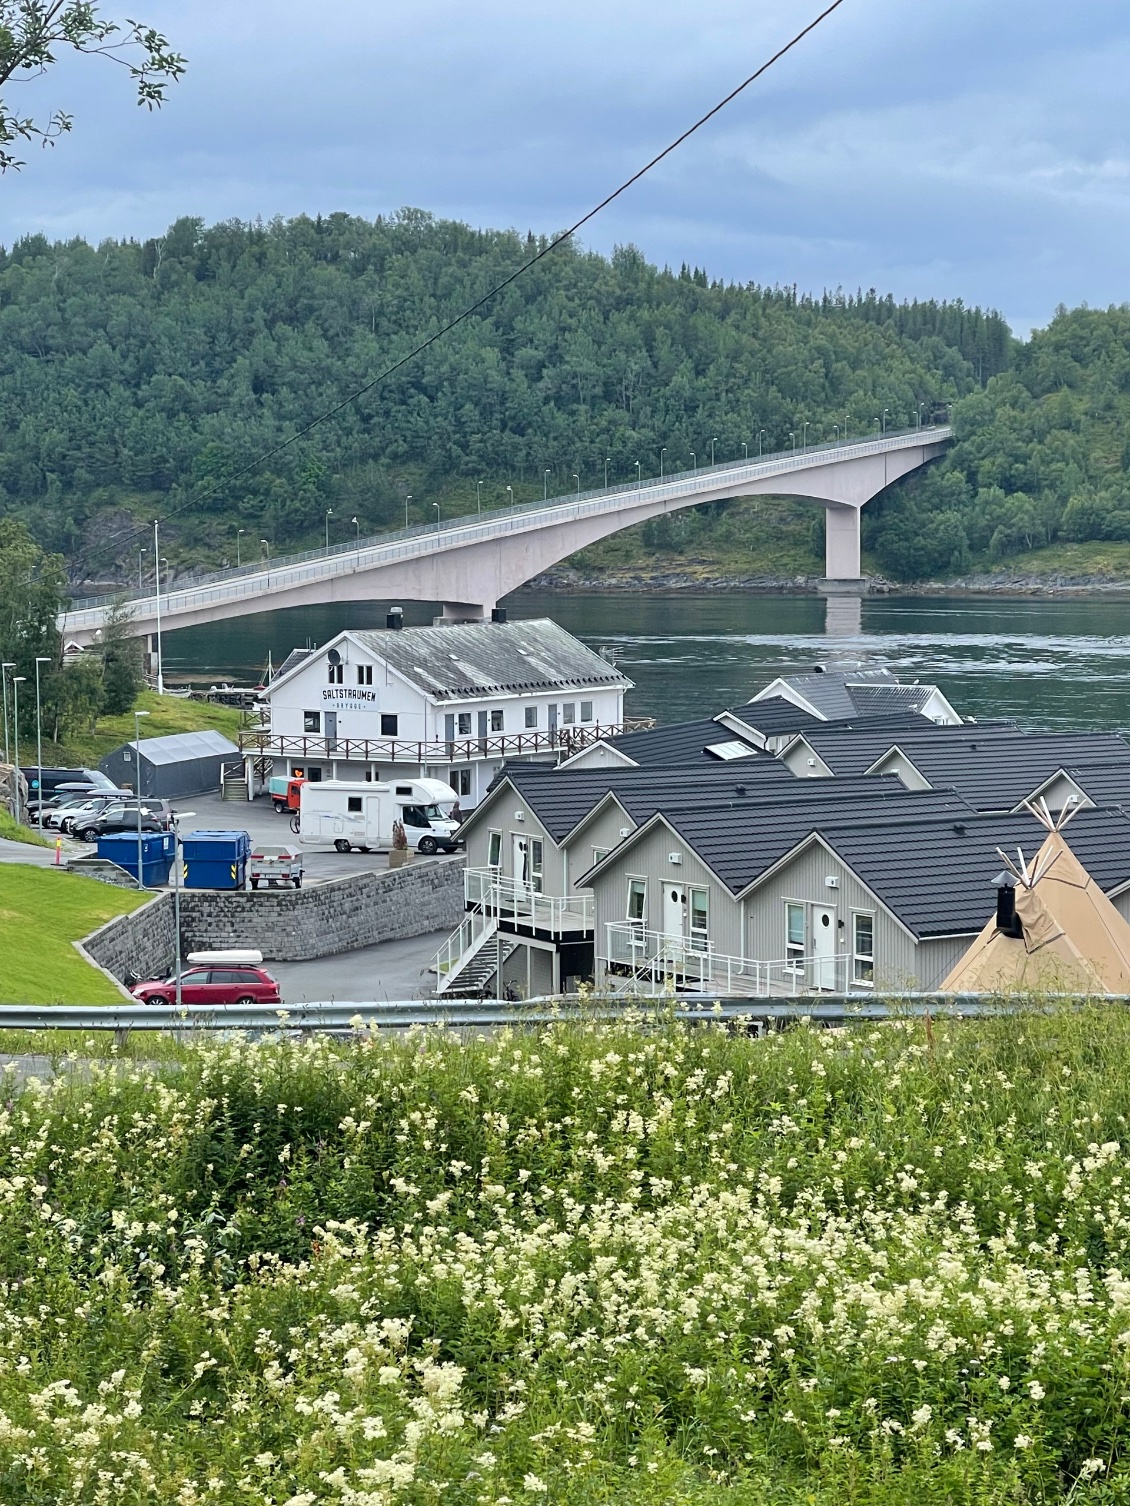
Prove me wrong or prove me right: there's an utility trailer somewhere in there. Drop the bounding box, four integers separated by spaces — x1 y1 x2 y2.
248 845 304 889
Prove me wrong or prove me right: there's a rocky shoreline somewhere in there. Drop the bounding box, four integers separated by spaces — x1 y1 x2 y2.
525 565 1130 598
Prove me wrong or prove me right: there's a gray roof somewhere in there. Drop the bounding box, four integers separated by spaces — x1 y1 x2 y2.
754 668 949 723
348 619 631 701
123 730 239 766
275 648 314 679
1062 763 1130 809
595 717 761 768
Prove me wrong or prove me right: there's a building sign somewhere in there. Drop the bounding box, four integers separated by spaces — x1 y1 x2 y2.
321 687 378 704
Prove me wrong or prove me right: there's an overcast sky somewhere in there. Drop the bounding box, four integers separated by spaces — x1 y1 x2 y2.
1 0 1128 336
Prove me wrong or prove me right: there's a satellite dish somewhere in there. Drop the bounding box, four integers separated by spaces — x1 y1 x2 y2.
327 648 341 666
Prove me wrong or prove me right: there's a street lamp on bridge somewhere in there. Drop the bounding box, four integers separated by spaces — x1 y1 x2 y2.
544 468 551 501
660 446 667 478
789 433 796 453
759 429 766 456
604 457 611 489
404 495 412 528
573 473 580 498
325 508 334 550
236 530 245 568
690 451 696 474
352 515 361 540
710 436 718 466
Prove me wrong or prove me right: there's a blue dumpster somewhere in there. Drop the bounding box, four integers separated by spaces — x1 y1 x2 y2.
181 830 252 890
97 831 174 887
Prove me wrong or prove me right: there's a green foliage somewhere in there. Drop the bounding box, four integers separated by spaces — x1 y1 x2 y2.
0 2 184 171
98 597 143 715
0 212 1006 580
0 864 145 1000
2 1009 1130 1498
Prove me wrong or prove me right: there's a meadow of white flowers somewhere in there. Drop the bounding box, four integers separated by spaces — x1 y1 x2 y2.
1 1008 1129 1502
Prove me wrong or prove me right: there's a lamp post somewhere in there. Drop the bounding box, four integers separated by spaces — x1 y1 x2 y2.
153 520 164 694
433 502 441 531
918 402 925 429
882 408 890 435
475 482 482 516
236 529 245 567
660 446 667 478
34 656 50 831
544 468 551 501
138 546 147 592
261 539 270 562
133 709 150 889
573 473 580 498
710 436 718 466
742 441 748 460
833 424 840 444
1 662 14 766
404 495 412 528
352 515 361 540
789 433 796 453
845 413 851 439
170 809 195 1008
505 485 514 511
604 457 611 489
325 508 334 550
690 450 696 474
11 677 25 821
635 461 641 491
873 418 881 436
759 429 766 456
802 421 810 451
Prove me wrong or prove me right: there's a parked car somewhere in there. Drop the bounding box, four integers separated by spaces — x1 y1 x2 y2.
131 964 281 1007
45 791 130 832
74 800 174 842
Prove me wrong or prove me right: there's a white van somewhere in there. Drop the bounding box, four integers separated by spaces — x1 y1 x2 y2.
293 778 461 855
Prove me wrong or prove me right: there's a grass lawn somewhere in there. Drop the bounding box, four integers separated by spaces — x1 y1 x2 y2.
0 865 148 1003
0 810 49 846
44 688 244 768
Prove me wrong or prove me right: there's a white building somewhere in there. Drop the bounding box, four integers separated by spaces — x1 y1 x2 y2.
242 616 635 806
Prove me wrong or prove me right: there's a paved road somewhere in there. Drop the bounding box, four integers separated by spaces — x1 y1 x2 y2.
270 930 449 1003
0 835 67 867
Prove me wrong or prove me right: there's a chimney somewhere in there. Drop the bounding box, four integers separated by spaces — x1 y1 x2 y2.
386 606 404 631
993 870 1022 937
491 607 507 623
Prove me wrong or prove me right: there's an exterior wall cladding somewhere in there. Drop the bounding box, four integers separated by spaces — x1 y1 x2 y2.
82 857 466 984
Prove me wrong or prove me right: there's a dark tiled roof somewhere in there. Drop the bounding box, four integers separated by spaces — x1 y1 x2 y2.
822 808 1130 939
1063 763 1130 810
275 648 314 679
597 717 759 767
348 618 631 701
753 668 951 722
870 731 1130 811
717 701 823 737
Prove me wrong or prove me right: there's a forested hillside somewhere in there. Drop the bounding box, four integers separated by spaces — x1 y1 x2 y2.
0 210 1009 584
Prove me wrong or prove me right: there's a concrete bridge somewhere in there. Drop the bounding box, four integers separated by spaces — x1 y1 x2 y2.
61 427 951 646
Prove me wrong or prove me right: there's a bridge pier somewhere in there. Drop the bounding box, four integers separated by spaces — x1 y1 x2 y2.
438 600 494 623
823 504 861 580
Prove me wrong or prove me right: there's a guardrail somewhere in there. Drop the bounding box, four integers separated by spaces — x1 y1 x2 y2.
0 991 1084 1034
61 426 952 629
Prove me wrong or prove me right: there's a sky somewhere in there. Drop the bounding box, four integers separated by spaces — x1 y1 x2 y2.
1 0 1129 337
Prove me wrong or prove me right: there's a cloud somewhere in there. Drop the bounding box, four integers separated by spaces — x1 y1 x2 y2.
1 0 1129 332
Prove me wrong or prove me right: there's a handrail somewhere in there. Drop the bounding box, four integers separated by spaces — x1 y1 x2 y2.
603 922 853 996
61 427 952 627
237 721 647 764
465 867 594 934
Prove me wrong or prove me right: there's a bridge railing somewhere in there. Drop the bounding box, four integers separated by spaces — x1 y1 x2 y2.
64 426 952 626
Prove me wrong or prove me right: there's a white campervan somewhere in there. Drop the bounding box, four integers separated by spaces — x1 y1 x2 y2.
293 778 461 854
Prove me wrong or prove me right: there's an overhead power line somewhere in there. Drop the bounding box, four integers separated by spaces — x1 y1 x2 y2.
82 0 847 575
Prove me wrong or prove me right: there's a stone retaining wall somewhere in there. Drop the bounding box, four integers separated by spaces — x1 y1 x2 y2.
80 857 466 982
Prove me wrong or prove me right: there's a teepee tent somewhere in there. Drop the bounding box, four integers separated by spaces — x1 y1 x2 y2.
942 800 1130 994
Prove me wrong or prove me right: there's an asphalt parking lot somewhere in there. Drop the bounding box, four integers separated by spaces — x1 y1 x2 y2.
172 791 396 884
270 930 450 1003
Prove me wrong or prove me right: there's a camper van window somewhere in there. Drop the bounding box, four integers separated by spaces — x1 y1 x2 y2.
853 913 875 985
347 796 363 813
580 701 593 723
785 902 805 969
402 805 428 827
357 665 373 685
491 709 504 732
562 703 576 724
381 714 398 736
457 713 472 736
304 711 320 733
488 831 502 867
395 786 413 796
328 663 344 685
525 706 538 728
627 878 646 922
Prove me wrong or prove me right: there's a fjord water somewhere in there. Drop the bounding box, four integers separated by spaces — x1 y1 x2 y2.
165 592 1130 730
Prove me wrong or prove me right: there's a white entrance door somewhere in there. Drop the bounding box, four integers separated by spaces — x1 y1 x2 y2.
813 904 836 990
512 834 530 900
663 884 688 948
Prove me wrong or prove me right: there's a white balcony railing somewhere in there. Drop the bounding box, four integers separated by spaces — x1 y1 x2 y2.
465 867 594 934
602 922 854 996
433 911 495 985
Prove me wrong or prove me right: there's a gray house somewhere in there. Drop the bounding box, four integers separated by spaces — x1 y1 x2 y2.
100 730 240 800
580 801 1130 996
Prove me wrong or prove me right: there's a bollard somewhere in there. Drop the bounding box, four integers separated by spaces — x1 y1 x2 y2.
54 837 62 866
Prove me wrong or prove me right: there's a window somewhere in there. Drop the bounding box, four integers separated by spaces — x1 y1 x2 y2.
308 767 323 782
627 878 646 922
562 703 576 724
853 912 875 986
785 902 805 968
491 708 504 732
580 701 593 723
487 831 502 867
529 839 544 893
347 796 363 813
456 768 472 797
457 712 472 736
303 710 321 733
690 888 709 949
380 714 398 736
357 664 373 685
328 662 344 684
593 848 609 867
524 706 538 729
402 805 428 828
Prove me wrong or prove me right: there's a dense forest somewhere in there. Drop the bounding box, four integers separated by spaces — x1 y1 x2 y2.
0 210 1011 584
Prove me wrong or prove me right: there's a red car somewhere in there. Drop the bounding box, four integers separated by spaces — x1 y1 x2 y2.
131 964 281 1006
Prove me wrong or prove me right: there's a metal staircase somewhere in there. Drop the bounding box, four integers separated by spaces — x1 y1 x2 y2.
432 915 518 997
